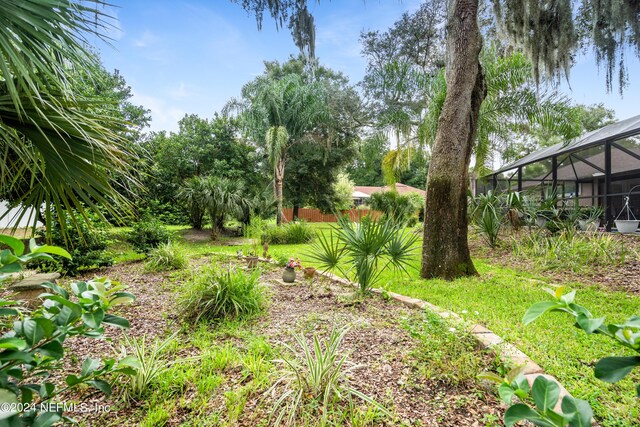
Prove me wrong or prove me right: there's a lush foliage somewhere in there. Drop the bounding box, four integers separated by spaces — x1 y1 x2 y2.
525 287 640 395
309 215 417 293
178 265 265 322
267 327 390 425
35 211 113 275
0 236 136 425
261 222 314 245
481 368 594 427
0 1 141 230
177 177 208 229
127 218 172 254
141 115 259 226
202 176 251 238
145 242 188 272
367 191 423 226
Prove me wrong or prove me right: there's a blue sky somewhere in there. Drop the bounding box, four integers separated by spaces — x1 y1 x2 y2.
96 1 640 133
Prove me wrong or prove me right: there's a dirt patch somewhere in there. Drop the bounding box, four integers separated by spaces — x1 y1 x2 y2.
179 228 213 243
58 259 504 426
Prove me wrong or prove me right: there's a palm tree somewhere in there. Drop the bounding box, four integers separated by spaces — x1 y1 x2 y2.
177 177 208 229
0 1 134 230
420 49 580 176
232 73 330 225
202 176 250 239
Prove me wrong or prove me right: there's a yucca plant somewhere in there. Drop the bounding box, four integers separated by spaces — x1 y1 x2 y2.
267 328 391 426
308 215 417 294
178 265 265 322
145 241 188 272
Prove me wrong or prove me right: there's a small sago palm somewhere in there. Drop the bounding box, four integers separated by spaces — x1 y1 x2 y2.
308 215 417 294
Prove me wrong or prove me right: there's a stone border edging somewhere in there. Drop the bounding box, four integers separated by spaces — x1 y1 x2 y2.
225 253 574 413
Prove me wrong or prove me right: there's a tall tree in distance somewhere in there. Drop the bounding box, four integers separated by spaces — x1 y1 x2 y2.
228 73 330 225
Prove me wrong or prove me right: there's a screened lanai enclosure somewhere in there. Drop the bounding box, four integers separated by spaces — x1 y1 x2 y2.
477 114 640 231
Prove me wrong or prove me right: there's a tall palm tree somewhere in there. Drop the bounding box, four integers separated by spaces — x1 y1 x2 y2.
232 73 330 225
0 0 134 230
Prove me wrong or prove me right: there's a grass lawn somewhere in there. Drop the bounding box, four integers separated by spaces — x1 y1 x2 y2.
108 224 640 426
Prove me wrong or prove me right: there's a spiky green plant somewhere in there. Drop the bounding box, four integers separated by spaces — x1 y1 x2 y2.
145 241 188 272
308 215 417 294
178 265 265 322
267 327 391 426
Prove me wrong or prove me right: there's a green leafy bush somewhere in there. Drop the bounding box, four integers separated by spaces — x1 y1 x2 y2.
480 368 593 427
127 218 172 253
0 235 137 425
481 286 640 427
145 242 188 272
178 265 265 322
525 287 640 396
367 190 422 226
261 221 314 244
35 210 113 275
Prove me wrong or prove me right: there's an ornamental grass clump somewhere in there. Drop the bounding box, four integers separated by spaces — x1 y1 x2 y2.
308 215 417 294
145 241 188 272
179 264 265 322
266 327 391 426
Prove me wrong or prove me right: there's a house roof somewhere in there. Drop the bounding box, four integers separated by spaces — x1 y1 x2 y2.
353 183 426 197
352 190 371 198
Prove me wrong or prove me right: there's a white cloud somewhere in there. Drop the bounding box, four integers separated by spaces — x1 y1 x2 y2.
132 91 185 133
168 82 191 99
133 30 158 48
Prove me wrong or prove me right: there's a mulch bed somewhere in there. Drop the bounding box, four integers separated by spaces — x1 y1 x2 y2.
53 258 504 426
469 230 640 295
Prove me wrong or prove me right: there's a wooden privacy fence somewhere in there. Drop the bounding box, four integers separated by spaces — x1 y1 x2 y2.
282 208 381 223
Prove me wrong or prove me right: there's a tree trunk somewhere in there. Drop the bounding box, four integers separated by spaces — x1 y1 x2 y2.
275 158 285 226
421 0 486 280
292 204 299 221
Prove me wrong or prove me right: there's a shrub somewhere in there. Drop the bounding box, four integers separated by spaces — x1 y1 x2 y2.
267 327 390 426
145 242 188 272
35 210 113 275
128 218 172 253
367 190 422 226
178 265 265 322
261 221 314 244
0 235 137 425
